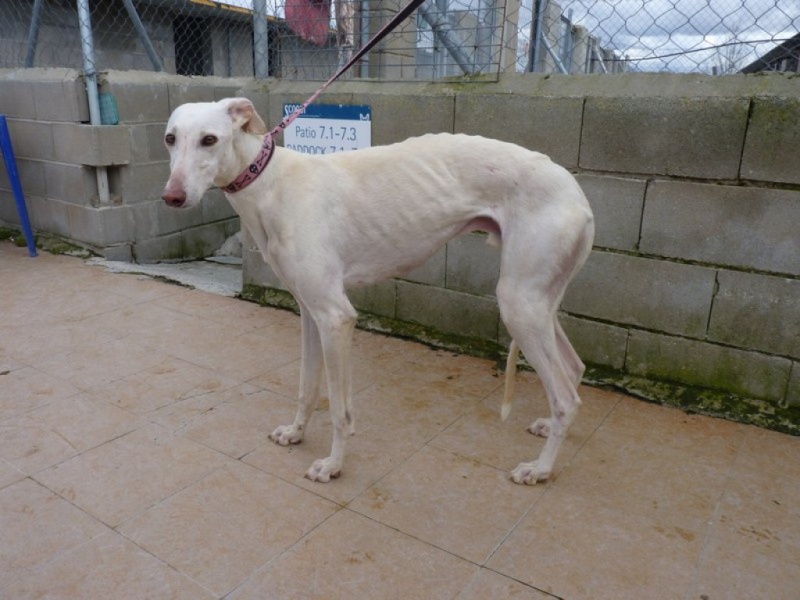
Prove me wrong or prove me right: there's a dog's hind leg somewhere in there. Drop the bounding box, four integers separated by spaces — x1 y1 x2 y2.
269 307 324 446
498 279 581 485
496 209 591 484
555 316 585 387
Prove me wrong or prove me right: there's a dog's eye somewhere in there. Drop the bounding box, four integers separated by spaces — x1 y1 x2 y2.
201 135 218 147
165 133 176 146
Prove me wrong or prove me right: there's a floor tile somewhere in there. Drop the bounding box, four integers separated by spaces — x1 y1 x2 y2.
431 373 620 474
455 568 554 599
243 412 420 506
552 428 730 531
0 460 25 490
34 424 228 527
355 374 486 441
124 311 247 364
227 509 477 600
181 385 297 458
118 462 338 597
714 430 800 564
30 338 169 392
688 535 800 600
385 348 504 398
596 396 747 468
4 531 214 599
0 478 107 589
0 366 80 420
86 359 240 417
0 393 143 474
191 329 302 382
350 446 543 563
487 488 704 600
0 320 118 364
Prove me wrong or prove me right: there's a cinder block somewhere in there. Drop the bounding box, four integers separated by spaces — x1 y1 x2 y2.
640 181 800 276
349 281 397 318
396 280 499 340
213 81 255 101
0 191 20 225
741 96 800 185
627 329 792 402
0 158 45 198
561 251 716 338
0 79 36 119
67 204 134 247
110 162 171 204
102 244 134 262
366 90 454 146
242 242 285 290
708 271 800 358
33 78 89 122
131 200 205 239
167 82 219 110
44 163 96 205
102 76 170 123
581 96 748 178
575 175 646 252
455 94 583 168
202 190 239 223
51 124 131 166
403 246 446 286
787 363 799 407
129 123 169 163
6 120 55 160
560 314 628 370
134 219 238 263
27 196 70 238
445 232 500 296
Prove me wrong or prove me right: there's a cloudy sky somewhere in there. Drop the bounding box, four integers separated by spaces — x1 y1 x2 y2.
515 0 799 71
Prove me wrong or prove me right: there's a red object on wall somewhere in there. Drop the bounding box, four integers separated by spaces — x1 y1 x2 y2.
285 0 331 46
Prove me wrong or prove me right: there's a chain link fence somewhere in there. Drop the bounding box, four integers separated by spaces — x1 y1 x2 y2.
1 0 797 79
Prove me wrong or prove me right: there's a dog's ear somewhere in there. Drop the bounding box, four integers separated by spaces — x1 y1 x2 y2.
225 98 267 135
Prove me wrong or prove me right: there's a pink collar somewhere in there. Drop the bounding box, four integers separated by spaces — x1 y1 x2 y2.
222 133 275 194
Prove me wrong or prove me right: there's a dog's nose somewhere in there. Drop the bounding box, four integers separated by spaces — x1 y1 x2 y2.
162 189 186 208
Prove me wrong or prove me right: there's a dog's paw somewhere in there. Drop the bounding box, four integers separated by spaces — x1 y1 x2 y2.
305 457 342 483
269 424 304 446
527 418 551 438
510 461 551 485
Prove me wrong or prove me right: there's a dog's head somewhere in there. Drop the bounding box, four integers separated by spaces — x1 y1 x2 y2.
161 98 267 208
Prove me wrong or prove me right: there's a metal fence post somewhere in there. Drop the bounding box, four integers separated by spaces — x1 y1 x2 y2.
121 0 163 72
76 0 111 205
253 0 269 79
24 0 45 67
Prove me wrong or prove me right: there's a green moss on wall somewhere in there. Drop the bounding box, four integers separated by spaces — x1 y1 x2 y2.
242 283 798 435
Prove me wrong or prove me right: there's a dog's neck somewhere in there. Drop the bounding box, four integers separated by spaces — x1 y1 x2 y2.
222 132 276 194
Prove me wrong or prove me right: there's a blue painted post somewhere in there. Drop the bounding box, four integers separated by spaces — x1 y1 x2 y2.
0 115 37 257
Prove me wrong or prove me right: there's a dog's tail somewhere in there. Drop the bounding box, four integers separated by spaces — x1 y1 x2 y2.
501 339 520 421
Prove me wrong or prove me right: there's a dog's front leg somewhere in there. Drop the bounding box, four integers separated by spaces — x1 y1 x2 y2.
269 308 323 446
305 302 357 482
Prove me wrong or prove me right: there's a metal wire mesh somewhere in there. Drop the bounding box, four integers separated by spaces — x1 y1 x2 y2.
1 0 797 79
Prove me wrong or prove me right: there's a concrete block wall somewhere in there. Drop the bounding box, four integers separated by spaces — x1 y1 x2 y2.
0 68 248 261
240 73 799 431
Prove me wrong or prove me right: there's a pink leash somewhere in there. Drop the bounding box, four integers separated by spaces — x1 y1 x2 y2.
224 0 427 194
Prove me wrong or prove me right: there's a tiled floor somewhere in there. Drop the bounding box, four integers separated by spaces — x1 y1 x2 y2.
1 240 799 599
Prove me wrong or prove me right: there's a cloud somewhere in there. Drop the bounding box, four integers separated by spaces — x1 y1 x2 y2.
523 0 800 71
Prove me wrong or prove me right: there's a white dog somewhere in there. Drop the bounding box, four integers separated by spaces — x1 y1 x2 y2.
162 98 594 484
